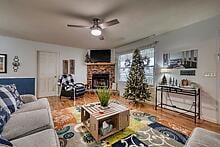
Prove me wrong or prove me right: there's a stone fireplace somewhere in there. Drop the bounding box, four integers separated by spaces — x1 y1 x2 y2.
87 63 115 89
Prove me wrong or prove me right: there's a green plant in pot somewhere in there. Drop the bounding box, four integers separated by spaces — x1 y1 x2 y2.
96 87 110 108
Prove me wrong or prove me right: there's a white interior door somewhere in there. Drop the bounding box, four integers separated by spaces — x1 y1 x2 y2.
37 51 58 97
217 30 220 124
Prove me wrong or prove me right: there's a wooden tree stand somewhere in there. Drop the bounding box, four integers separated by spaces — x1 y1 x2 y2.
81 102 129 141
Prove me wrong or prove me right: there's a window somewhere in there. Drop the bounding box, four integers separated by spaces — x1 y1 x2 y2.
118 53 133 82
118 48 154 85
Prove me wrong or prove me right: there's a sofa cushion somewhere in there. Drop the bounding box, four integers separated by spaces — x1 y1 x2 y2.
0 135 13 147
3 84 24 109
185 127 220 147
14 98 49 114
0 107 10 133
0 86 17 114
11 129 60 147
2 109 53 140
20 94 37 103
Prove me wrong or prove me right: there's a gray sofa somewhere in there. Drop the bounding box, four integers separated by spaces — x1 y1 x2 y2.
185 127 220 147
2 95 60 147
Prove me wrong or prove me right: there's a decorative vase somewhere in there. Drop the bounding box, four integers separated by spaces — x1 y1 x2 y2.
100 106 110 110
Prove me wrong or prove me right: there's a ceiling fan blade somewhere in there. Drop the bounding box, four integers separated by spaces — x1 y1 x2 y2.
67 24 90 29
99 19 119 29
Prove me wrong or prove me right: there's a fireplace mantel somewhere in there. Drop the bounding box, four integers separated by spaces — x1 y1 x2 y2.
86 63 115 89
86 62 115 66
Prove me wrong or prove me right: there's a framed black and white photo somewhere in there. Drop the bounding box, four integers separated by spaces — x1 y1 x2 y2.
163 49 198 69
0 54 7 73
163 53 169 66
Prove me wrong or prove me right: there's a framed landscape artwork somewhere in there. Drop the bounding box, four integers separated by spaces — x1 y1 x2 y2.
0 54 7 73
63 59 75 74
69 59 75 74
63 60 68 74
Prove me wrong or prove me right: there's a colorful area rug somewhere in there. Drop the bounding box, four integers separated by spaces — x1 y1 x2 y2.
112 134 148 147
149 122 189 144
52 102 188 147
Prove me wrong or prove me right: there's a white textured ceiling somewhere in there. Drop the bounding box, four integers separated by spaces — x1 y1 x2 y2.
0 0 220 49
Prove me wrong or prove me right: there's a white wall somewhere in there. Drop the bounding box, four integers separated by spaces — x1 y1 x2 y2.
116 15 220 124
59 48 87 83
0 35 87 87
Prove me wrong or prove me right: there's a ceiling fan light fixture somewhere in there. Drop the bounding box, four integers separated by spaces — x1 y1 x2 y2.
91 27 102 36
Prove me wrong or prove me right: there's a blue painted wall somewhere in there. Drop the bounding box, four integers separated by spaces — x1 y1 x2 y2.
0 78 35 95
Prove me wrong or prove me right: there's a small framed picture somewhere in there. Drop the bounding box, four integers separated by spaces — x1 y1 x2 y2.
62 60 68 74
0 54 7 73
69 59 75 74
163 53 169 66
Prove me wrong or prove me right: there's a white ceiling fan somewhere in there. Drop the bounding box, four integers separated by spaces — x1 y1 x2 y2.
67 18 120 40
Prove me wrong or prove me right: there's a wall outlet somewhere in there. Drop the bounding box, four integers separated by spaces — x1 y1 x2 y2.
203 72 216 77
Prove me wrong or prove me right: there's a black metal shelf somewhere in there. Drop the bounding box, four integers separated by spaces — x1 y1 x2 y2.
155 85 200 123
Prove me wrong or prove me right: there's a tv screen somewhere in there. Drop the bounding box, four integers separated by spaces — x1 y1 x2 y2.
90 50 111 62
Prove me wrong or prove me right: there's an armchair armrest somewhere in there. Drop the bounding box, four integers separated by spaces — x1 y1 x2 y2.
20 94 37 103
74 83 85 87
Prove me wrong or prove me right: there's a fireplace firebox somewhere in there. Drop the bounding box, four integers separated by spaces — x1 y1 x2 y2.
92 74 109 89
87 63 115 89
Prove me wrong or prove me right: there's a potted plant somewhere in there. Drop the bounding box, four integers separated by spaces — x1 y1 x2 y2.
96 87 110 109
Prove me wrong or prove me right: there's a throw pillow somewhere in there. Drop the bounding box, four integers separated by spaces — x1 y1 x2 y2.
0 107 10 134
3 84 23 109
0 87 17 114
0 135 13 147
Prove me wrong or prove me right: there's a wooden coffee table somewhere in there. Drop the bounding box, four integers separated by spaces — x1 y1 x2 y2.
81 102 129 141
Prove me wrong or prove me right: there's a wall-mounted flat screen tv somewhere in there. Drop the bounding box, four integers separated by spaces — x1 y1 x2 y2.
90 49 111 62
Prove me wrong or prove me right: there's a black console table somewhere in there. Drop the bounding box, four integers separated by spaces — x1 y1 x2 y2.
155 85 200 123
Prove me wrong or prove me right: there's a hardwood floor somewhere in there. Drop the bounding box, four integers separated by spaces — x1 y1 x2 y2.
47 93 220 135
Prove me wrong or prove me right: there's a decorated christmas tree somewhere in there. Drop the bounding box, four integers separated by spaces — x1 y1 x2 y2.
123 49 151 102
